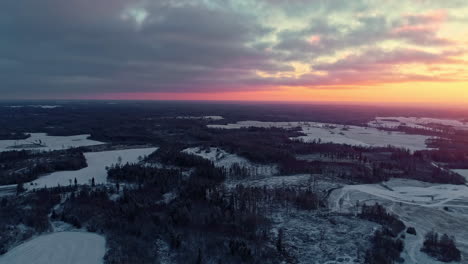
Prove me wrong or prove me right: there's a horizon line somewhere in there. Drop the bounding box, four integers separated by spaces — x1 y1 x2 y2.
1 98 468 111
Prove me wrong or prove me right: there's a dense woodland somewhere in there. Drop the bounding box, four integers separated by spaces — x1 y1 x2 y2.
61 153 313 263
0 150 327 263
421 231 461 262
359 204 405 264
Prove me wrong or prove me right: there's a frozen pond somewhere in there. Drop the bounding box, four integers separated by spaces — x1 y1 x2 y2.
0 232 105 264
27 147 158 189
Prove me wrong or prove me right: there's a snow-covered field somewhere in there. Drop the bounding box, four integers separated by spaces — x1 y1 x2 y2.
329 179 468 263
453 170 468 181
209 121 431 151
0 232 105 264
0 133 105 152
369 117 468 131
27 147 158 189
182 147 278 176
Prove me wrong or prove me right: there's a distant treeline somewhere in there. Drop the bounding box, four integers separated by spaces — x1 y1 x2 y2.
421 231 461 262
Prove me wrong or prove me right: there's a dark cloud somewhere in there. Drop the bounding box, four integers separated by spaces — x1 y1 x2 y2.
0 0 288 97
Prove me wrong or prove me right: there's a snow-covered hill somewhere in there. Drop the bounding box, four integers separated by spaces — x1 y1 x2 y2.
0 133 105 152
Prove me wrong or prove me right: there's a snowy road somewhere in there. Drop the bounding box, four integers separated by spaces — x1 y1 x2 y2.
332 181 468 209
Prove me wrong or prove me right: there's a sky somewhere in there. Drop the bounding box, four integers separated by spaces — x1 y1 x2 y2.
2 0 468 105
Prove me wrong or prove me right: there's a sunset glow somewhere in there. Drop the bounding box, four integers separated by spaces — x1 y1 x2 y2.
90 83 468 106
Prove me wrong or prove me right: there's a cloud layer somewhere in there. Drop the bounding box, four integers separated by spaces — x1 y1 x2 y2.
1 0 467 99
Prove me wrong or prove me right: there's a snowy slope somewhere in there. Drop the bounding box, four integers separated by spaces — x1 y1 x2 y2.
0 133 105 152
182 147 278 176
27 147 158 189
0 232 105 264
452 169 468 181
209 121 431 151
183 147 247 167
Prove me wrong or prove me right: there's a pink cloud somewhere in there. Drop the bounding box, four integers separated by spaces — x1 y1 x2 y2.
263 47 468 88
403 10 448 24
390 10 452 45
307 35 321 45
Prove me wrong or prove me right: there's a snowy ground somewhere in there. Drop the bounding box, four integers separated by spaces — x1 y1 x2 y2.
329 179 468 263
0 133 105 152
296 154 358 164
369 117 468 131
453 170 468 182
225 174 311 188
271 209 376 264
226 170 373 264
182 147 278 176
209 121 432 151
0 232 105 264
27 147 158 189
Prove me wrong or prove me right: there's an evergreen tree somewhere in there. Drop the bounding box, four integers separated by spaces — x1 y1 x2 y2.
16 182 25 195
196 248 203 264
276 228 284 252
